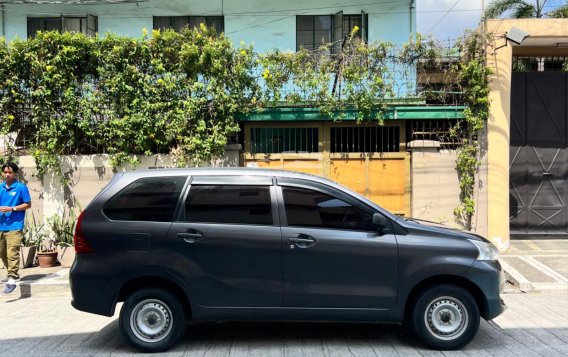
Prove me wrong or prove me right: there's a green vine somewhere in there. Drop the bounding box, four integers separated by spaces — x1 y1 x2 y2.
451 33 491 229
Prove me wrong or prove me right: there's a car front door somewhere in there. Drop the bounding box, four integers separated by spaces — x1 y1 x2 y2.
278 178 398 310
165 175 283 308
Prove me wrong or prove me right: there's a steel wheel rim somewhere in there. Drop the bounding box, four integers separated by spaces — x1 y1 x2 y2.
130 299 173 343
424 296 468 340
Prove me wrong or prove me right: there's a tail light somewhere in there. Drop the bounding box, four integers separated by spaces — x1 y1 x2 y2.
74 211 94 254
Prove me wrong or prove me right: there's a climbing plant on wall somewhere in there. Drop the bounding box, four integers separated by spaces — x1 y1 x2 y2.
0 27 490 230
0 26 261 174
450 33 491 230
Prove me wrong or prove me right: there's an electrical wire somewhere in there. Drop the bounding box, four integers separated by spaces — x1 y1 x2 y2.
425 0 462 35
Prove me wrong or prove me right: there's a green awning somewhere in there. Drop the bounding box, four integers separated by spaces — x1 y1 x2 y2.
237 105 465 122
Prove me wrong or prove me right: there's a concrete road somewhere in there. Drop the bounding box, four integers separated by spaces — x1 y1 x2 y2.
1 290 567 356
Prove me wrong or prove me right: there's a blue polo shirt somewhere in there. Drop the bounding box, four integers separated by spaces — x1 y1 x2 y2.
0 180 31 231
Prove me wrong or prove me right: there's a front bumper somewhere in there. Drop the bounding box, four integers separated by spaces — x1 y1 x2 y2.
465 260 507 320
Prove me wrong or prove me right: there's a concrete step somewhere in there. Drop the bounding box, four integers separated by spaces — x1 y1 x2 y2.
1 266 71 298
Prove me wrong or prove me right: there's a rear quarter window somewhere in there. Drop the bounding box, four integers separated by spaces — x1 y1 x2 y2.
103 176 187 222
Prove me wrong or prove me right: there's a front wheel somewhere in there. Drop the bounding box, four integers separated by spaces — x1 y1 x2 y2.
119 288 186 352
410 284 480 350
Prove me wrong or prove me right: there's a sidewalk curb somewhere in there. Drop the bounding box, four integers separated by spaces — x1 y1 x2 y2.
1 268 71 299
501 259 534 292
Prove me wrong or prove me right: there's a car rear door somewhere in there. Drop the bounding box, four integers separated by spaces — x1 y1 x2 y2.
277 177 398 310
165 175 284 308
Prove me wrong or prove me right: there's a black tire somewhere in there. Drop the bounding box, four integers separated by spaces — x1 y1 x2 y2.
410 284 480 350
119 288 186 353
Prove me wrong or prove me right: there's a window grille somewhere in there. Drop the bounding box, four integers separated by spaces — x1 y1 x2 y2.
409 120 461 148
153 16 224 33
250 127 319 154
513 56 568 72
330 126 400 153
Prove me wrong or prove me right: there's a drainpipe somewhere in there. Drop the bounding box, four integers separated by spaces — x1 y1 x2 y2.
409 0 416 39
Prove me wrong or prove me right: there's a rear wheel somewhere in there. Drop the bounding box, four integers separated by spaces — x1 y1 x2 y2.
410 284 480 350
119 288 186 352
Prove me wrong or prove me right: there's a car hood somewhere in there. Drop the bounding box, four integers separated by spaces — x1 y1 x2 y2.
395 217 489 242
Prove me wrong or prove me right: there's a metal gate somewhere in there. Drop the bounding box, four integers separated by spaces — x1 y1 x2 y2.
243 121 410 216
510 72 568 237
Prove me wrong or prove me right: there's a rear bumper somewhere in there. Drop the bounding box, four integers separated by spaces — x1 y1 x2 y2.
70 255 118 317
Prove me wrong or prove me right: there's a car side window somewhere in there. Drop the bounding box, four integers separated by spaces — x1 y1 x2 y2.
282 186 374 231
103 176 187 222
185 185 272 225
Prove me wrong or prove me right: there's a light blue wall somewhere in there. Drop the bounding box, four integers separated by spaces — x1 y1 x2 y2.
0 1 415 96
0 0 414 48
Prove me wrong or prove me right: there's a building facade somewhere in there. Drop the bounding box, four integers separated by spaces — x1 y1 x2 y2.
0 1 481 242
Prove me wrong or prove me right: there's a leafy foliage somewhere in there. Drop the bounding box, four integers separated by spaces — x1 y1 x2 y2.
0 27 490 230
451 34 491 229
0 27 260 173
485 0 568 18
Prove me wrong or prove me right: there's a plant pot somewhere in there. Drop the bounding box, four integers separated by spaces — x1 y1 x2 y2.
37 251 58 268
57 246 76 268
20 246 37 269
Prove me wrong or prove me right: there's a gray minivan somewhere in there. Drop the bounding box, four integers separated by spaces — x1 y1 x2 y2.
70 168 505 352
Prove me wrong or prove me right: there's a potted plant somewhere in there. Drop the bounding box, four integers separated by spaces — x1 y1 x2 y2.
20 213 45 269
36 235 58 268
48 209 77 268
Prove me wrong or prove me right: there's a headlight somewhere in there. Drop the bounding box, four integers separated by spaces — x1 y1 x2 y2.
468 239 500 261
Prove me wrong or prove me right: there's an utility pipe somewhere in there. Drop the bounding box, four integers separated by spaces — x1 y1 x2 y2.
1 4 5 38
410 0 416 38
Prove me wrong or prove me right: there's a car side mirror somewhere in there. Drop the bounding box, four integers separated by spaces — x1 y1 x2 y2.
372 213 392 235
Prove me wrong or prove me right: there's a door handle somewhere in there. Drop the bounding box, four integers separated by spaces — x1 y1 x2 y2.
288 237 316 244
543 172 552 176
288 235 317 248
177 232 203 243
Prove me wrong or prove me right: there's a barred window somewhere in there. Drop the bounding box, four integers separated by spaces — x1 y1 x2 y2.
153 16 224 33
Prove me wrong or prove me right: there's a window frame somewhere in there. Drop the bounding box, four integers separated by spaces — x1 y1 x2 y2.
296 13 367 54
27 14 98 38
176 175 279 226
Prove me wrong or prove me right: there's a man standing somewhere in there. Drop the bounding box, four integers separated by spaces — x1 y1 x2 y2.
0 162 31 295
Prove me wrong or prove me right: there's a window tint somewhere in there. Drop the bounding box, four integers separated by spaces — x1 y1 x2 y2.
185 185 272 225
103 176 186 222
282 187 373 231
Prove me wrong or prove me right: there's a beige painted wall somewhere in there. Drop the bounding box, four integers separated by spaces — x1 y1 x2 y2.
409 141 488 238
410 145 460 226
485 19 568 251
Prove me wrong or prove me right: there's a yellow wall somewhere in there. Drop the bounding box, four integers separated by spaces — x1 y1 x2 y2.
485 19 568 251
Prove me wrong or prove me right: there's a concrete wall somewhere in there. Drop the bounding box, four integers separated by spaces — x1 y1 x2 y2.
410 144 460 226
11 146 241 224
409 140 488 239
